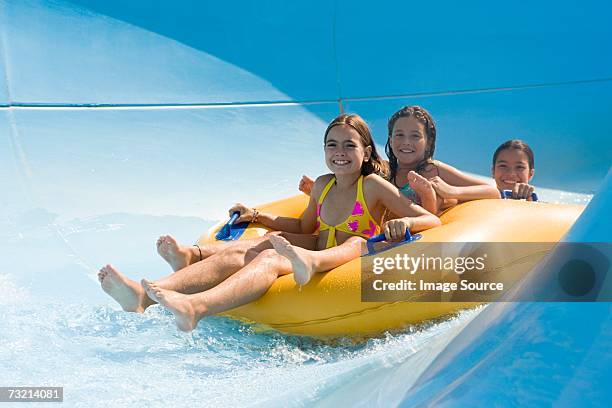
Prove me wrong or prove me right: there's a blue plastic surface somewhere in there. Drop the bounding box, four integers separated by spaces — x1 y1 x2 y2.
0 45 8 104
5 104 336 221
1 0 337 105
0 0 610 406
398 171 612 406
344 81 612 192
335 0 612 99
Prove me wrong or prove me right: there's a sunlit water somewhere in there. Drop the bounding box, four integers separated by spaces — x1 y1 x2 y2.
0 190 592 407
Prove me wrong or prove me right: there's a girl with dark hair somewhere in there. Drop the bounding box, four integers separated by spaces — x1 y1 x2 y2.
384 105 500 215
98 114 440 331
301 106 500 215
492 139 536 200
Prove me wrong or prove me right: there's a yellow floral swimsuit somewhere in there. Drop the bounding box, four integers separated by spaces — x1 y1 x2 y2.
316 175 380 249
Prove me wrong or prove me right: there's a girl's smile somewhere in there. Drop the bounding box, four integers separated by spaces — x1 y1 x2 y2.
324 125 370 175
390 117 427 166
493 148 534 190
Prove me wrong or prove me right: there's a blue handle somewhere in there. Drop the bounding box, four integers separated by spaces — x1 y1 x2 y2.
228 212 240 225
367 228 413 244
215 211 241 240
501 189 538 202
366 228 418 255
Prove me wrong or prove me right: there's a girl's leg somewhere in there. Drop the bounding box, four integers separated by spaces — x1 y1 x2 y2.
153 238 272 293
99 264 149 313
269 235 364 285
142 249 292 331
153 231 317 270
277 231 318 250
99 237 274 312
157 235 265 271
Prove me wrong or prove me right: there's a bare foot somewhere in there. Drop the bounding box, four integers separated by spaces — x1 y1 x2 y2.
156 235 193 271
269 235 316 286
408 171 438 214
141 279 199 332
98 264 147 313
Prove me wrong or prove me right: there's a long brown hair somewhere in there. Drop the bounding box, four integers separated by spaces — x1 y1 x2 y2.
324 113 388 177
385 106 437 183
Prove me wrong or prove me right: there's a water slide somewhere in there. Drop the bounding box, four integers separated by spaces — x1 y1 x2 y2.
1 1 610 405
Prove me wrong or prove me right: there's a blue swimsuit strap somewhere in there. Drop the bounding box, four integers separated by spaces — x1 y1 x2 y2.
398 183 415 194
398 183 421 204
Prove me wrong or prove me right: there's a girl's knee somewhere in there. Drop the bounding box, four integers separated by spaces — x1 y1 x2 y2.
345 236 366 248
244 247 260 263
346 236 365 244
222 245 246 257
244 246 277 263
257 248 279 260
259 249 293 275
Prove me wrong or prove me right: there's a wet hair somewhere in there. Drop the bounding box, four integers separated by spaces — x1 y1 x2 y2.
385 105 437 184
492 139 535 170
324 113 389 177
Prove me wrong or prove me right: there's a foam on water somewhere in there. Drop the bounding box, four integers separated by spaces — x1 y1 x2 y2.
0 269 482 407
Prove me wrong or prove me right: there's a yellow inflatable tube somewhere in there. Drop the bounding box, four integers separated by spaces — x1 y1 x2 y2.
198 196 584 337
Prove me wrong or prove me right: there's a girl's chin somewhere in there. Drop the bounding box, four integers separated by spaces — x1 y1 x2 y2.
329 167 360 176
396 157 422 167
498 183 516 190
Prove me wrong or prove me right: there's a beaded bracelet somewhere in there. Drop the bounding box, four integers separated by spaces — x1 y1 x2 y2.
252 208 259 223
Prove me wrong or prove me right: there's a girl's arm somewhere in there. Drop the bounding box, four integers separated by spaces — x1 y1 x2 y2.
367 175 441 240
431 162 500 201
229 175 330 234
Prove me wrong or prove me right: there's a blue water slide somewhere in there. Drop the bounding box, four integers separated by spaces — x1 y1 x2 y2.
1 0 611 405
398 170 612 406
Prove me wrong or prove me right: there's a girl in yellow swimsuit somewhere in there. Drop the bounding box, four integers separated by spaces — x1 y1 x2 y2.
154 106 498 275
315 173 380 248
228 113 441 285
269 107 501 285
98 113 439 332
299 106 500 215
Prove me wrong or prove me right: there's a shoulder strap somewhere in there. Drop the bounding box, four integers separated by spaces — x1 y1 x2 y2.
356 175 366 204
318 177 336 205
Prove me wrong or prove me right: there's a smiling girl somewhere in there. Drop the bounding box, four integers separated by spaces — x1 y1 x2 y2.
99 114 440 331
156 106 502 277
301 106 500 215
492 139 536 200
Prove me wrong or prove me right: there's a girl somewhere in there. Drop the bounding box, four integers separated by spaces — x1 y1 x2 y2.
99 114 440 331
492 139 536 200
269 106 501 284
155 106 500 278
299 106 500 215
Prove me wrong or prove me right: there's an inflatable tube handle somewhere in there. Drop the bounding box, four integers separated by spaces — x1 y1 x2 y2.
229 211 240 225
368 229 413 244
366 229 418 255
501 189 538 202
215 212 240 240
